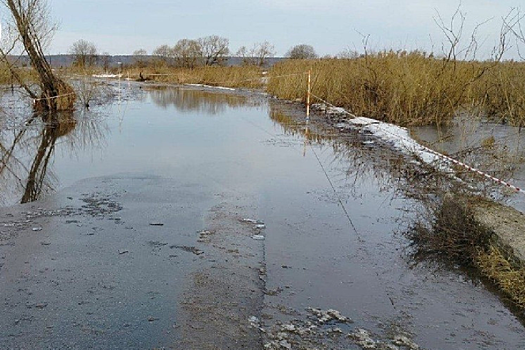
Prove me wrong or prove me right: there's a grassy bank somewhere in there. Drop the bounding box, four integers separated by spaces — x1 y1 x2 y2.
115 66 264 89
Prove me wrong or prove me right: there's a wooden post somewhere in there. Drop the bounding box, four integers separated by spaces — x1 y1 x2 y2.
306 70 311 120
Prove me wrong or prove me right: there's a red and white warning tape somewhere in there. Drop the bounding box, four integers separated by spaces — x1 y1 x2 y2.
416 141 524 194
33 92 76 103
309 93 525 194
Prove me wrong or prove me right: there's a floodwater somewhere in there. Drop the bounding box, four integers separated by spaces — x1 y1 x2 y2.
0 82 524 349
411 116 525 213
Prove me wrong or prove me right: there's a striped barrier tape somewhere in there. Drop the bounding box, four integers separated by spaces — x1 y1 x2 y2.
33 92 76 103
309 92 525 194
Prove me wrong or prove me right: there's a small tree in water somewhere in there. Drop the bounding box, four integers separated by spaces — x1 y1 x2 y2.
0 0 76 112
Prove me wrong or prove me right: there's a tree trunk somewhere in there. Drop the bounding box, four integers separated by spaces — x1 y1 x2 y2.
7 0 76 112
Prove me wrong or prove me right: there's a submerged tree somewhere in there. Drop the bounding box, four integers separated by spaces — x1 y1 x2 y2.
0 0 76 112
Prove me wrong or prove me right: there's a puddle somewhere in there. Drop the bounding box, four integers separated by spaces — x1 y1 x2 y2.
0 84 524 348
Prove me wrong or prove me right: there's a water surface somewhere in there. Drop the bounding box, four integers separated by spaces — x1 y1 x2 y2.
0 84 524 348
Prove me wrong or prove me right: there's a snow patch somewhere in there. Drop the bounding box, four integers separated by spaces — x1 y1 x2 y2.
186 83 236 91
336 116 451 172
92 74 122 78
311 103 348 115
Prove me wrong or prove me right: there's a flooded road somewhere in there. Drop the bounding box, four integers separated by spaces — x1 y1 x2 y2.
0 83 524 349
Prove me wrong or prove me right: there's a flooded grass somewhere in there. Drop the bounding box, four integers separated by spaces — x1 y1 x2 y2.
406 194 493 266
7 52 525 127
407 193 525 309
93 53 525 128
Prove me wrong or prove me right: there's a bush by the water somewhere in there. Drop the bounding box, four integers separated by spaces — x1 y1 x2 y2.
407 195 525 308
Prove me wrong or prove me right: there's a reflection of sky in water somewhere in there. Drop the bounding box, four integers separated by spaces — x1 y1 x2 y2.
0 85 405 207
0 86 301 205
4 84 525 215
51 90 266 196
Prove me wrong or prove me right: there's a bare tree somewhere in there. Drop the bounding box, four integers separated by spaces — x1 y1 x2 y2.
152 44 174 66
133 49 147 56
198 35 230 66
236 46 250 65
501 8 525 59
0 0 76 111
286 44 317 59
236 41 275 66
173 39 202 68
133 48 148 68
336 48 360 59
69 39 98 68
254 41 275 66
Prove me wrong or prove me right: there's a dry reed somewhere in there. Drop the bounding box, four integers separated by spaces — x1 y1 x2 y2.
267 53 525 127
124 66 265 89
476 246 525 307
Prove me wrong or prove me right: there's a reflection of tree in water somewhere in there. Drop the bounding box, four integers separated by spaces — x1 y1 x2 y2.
21 113 76 203
0 109 109 205
148 87 252 114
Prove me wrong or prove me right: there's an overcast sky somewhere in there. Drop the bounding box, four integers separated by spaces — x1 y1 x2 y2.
21 0 525 58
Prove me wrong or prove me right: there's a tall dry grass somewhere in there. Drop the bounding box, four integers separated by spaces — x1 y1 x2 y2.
0 61 38 85
476 61 525 126
267 53 525 127
125 66 265 89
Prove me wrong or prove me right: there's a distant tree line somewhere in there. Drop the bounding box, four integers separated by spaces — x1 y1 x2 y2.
68 35 324 70
148 39 321 68
150 37 288 68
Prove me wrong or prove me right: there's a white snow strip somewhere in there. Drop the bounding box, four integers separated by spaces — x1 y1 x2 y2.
92 74 122 78
311 103 348 115
327 107 347 115
341 117 451 171
186 83 236 91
